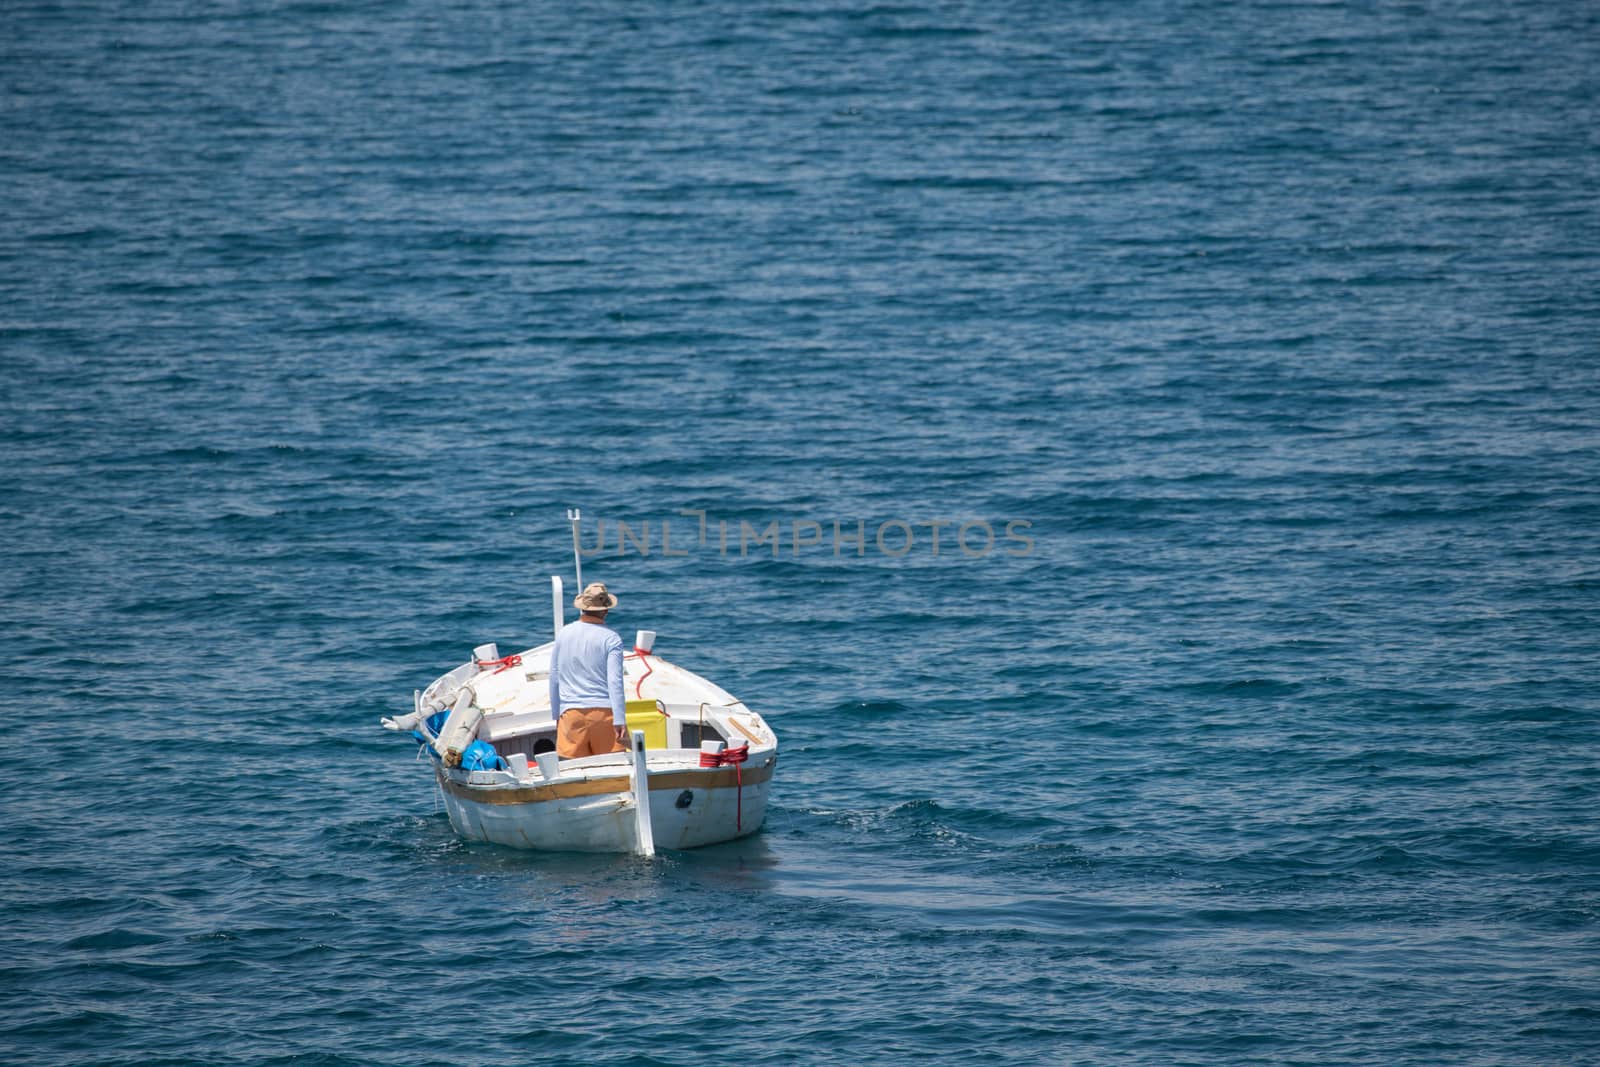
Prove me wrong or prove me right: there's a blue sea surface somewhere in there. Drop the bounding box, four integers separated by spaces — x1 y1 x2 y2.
3 1 1598 1063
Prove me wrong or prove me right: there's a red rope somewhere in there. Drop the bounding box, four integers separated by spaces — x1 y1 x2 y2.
631 647 655 699
474 654 523 675
700 743 749 829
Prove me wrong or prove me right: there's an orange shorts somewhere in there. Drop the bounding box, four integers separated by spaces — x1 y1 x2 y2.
557 707 624 759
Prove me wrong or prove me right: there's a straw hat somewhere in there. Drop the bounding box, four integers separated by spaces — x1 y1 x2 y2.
573 581 618 613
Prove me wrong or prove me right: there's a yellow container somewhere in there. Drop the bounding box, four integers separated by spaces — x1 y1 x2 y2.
625 699 668 750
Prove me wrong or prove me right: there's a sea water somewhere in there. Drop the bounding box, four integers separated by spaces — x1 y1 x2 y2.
2 1 1597 1063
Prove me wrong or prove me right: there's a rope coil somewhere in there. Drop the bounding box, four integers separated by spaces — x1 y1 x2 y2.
701 743 750 829
474 654 523 675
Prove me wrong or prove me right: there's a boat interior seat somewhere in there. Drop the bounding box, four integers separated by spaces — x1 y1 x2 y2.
488 712 729 763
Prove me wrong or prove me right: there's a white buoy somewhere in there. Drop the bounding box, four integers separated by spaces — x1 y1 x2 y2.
630 729 655 857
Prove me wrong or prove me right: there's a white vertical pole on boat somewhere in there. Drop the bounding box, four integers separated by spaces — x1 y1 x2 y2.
630 730 655 857
566 508 583 590
550 575 564 639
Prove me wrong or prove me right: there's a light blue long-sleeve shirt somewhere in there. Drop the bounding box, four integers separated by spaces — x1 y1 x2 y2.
547 620 625 725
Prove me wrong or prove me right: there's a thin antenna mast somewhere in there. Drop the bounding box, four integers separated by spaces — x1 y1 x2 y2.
566 508 584 590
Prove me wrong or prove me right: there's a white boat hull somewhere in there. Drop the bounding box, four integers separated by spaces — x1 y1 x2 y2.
390 622 780 854
436 757 776 853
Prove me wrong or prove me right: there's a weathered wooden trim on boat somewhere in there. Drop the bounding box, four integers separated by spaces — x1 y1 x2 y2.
727 717 764 745
436 758 777 806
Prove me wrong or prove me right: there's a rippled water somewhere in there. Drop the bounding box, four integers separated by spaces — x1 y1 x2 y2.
3 0 1598 1063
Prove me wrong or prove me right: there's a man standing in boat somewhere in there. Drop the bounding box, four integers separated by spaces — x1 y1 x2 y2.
549 581 627 759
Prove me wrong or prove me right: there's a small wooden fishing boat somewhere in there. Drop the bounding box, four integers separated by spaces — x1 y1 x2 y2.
381 576 777 855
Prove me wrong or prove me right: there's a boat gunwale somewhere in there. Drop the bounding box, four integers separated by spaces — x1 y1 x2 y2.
436 757 777 806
